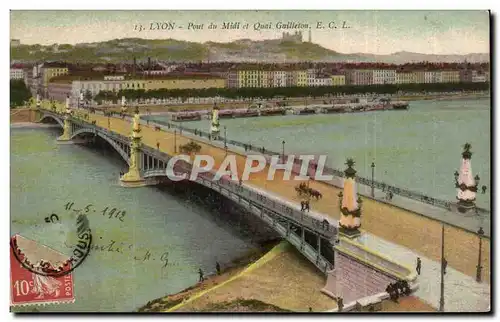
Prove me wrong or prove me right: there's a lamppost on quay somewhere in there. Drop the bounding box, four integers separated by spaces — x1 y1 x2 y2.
371 162 375 197
174 129 177 154
439 224 445 312
224 126 227 149
282 140 286 163
476 227 484 283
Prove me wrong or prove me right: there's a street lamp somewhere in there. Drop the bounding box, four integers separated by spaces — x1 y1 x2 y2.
439 224 445 312
371 162 375 197
476 227 484 283
282 140 286 163
224 126 227 149
174 129 177 154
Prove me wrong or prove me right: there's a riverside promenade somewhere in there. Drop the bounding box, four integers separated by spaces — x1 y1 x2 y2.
245 183 490 312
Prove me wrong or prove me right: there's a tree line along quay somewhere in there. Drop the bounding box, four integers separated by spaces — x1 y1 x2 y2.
91 82 489 103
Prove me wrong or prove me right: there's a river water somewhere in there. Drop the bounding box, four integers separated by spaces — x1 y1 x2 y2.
10 127 271 312
152 98 491 209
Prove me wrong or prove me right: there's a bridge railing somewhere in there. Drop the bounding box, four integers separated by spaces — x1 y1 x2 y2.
143 118 489 215
195 174 338 240
140 154 337 240
213 180 334 273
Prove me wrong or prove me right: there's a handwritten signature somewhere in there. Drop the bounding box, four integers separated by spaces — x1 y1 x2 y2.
63 239 170 268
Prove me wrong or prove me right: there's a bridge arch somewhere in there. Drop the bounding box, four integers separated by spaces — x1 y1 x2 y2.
70 129 130 166
39 114 64 128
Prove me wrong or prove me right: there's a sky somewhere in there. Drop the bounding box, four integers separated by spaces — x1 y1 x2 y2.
10 10 490 55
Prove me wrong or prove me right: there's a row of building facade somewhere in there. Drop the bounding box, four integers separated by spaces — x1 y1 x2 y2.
227 67 489 88
10 62 490 103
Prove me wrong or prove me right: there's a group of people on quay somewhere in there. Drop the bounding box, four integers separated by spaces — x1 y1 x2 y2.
197 261 222 283
295 182 324 213
295 182 322 200
386 280 412 303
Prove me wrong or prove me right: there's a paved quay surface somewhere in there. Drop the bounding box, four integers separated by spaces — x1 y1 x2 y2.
65 112 491 284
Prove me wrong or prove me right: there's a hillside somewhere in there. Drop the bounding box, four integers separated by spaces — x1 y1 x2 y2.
10 38 489 64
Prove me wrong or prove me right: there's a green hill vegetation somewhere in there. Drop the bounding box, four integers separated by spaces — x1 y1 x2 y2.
10 38 342 63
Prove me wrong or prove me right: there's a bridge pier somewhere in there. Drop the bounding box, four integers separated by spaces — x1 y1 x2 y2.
121 107 146 188
57 96 75 144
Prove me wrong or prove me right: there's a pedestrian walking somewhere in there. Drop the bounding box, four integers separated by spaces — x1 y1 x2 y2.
482 185 487 194
156 142 160 150
300 201 305 211
198 268 204 282
416 257 421 275
337 297 343 312
401 280 411 296
215 262 221 275
305 200 310 212
386 283 398 303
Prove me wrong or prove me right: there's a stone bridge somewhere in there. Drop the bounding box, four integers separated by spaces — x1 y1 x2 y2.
32 103 424 304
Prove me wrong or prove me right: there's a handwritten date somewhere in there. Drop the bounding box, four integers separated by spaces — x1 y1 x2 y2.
65 201 126 222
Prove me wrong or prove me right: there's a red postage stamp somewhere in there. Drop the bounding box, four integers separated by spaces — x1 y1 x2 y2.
10 234 75 307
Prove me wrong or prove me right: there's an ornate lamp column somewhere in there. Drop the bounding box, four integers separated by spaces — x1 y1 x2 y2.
35 93 41 109
455 143 479 213
121 96 127 115
338 158 362 238
57 95 73 142
31 93 42 122
210 103 220 139
121 107 146 187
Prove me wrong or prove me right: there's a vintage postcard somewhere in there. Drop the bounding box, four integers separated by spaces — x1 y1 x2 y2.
9 10 491 313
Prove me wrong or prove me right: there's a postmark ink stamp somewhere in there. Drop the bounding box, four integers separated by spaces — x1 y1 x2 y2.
10 234 75 307
11 213 92 278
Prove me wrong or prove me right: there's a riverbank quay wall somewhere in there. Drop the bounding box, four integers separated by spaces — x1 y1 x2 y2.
89 91 490 113
32 106 490 284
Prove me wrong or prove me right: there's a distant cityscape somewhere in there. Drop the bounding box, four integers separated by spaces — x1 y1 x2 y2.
10 33 490 105
10 60 490 104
